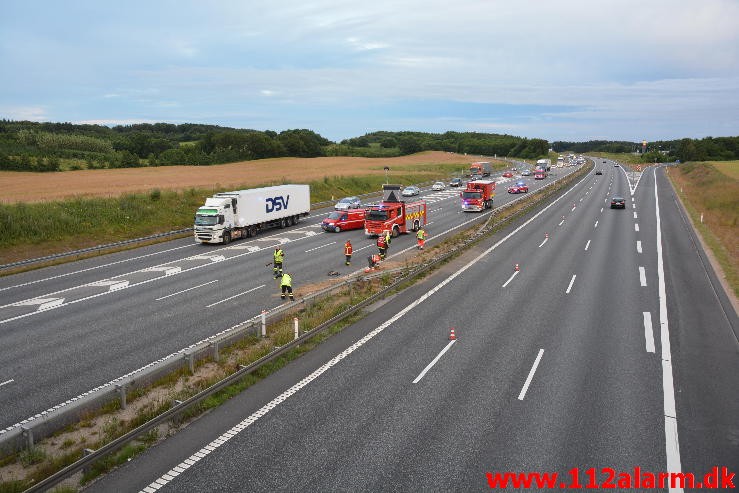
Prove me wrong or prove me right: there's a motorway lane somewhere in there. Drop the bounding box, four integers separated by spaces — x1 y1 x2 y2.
0 169 579 430
89 163 679 492
654 168 739 477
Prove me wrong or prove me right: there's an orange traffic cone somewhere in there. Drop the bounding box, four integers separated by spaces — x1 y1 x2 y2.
545 232 549 239
515 263 520 271
449 328 457 340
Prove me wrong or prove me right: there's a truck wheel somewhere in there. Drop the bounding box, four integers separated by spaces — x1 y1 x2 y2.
223 232 231 245
292 215 298 226
279 218 287 229
412 220 419 232
392 226 400 238
334 225 341 233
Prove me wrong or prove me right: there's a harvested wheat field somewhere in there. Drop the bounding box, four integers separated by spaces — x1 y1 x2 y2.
0 151 473 204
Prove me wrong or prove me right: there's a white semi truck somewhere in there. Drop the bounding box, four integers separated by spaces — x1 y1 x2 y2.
194 185 310 244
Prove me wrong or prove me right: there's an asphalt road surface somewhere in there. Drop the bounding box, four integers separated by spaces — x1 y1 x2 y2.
82 163 737 492
0 166 572 430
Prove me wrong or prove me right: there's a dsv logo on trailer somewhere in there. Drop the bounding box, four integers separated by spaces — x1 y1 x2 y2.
265 195 290 213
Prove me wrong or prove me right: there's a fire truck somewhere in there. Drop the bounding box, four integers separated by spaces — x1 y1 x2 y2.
364 184 427 237
460 179 495 211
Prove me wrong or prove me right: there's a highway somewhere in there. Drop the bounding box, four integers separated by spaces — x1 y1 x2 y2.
75 162 737 492
0 166 570 431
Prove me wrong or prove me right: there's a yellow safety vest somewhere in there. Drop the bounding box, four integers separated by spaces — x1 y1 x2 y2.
280 273 292 287
274 249 283 263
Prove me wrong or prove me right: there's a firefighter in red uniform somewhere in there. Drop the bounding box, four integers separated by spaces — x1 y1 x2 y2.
344 239 353 265
377 234 387 260
367 253 381 270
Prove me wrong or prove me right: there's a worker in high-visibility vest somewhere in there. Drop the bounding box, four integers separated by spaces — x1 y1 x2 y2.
280 272 294 300
344 240 353 265
416 227 427 250
273 247 284 278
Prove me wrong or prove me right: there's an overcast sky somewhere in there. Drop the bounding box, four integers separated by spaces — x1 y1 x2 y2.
1 0 737 142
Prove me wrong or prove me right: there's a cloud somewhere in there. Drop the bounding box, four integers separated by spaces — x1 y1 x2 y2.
0 106 48 121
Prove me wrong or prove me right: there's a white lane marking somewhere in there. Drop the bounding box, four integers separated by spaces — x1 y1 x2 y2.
571 205 576 211
639 266 647 286
594 220 598 228
643 312 655 353
304 242 337 253
517 349 544 400
584 240 591 251
206 285 265 308
412 339 457 384
0 244 195 293
0 379 14 388
635 223 640 232
538 237 548 248
565 275 576 294
502 271 519 288
654 169 683 488
580 197 584 202
354 244 374 252
637 240 643 253
140 166 595 492
633 203 636 209
634 211 638 219
558 219 564 226
600 207 603 213
156 280 219 301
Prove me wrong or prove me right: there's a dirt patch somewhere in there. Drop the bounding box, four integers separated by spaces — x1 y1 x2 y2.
0 152 471 204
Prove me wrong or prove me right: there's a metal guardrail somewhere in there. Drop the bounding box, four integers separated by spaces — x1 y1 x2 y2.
9 163 593 491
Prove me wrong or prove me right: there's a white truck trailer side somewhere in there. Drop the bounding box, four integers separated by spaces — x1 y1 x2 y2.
194 185 310 244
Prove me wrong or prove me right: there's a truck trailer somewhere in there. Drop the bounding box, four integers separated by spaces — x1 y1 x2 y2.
460 179 495 211
364 184 427 237
194 185 310 244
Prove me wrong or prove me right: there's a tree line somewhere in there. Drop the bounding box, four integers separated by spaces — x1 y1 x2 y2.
1 119 735 172
553 136 739 163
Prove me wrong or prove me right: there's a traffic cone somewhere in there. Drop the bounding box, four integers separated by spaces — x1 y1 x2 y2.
449 328 457 340
515 263 520 271
545 232 549 239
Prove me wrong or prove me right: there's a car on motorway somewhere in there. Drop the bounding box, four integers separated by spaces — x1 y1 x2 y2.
502 171 514 178
507 181 529 194
449 177 463 187
614 163 620 167
610 196 626 209
401 185 420 197
334 196 362 210
432 181 446 191
603 160 607 163
321 209 366 232
595 170 603 175
521 169 531 176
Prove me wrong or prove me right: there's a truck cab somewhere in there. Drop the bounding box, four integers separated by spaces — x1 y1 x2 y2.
460 179 495 211
194 196 242 244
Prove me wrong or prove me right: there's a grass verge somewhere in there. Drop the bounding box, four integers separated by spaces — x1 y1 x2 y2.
665 162 738 298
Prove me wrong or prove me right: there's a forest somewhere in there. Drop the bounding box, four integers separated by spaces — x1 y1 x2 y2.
0 119 735 172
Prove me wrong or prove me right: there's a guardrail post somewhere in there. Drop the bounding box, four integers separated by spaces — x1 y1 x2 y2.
183 352 194 374
116 384 127 410
261 310 267 337
211 341 220 362
21 426 33 449
348 280 353 300
82 448 95 474
293 317 299 340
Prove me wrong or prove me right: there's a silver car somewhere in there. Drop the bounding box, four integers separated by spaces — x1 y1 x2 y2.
334 196 361 210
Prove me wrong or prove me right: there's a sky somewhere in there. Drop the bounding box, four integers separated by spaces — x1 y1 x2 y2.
1 0 738 143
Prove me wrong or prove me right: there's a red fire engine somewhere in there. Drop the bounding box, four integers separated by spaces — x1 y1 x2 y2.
364 184 427 237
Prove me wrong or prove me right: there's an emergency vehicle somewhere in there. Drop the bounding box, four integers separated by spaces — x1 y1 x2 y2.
364 184 427 237
321 209 366 232
460 179 495 211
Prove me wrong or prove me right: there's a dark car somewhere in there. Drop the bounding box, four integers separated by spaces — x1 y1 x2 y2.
595 170 603 175
449 177 463 187
610 196 626 209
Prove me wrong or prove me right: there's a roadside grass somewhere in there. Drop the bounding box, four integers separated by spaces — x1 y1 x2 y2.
0 161 591 491
666 162 738 298
707 160 739 181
